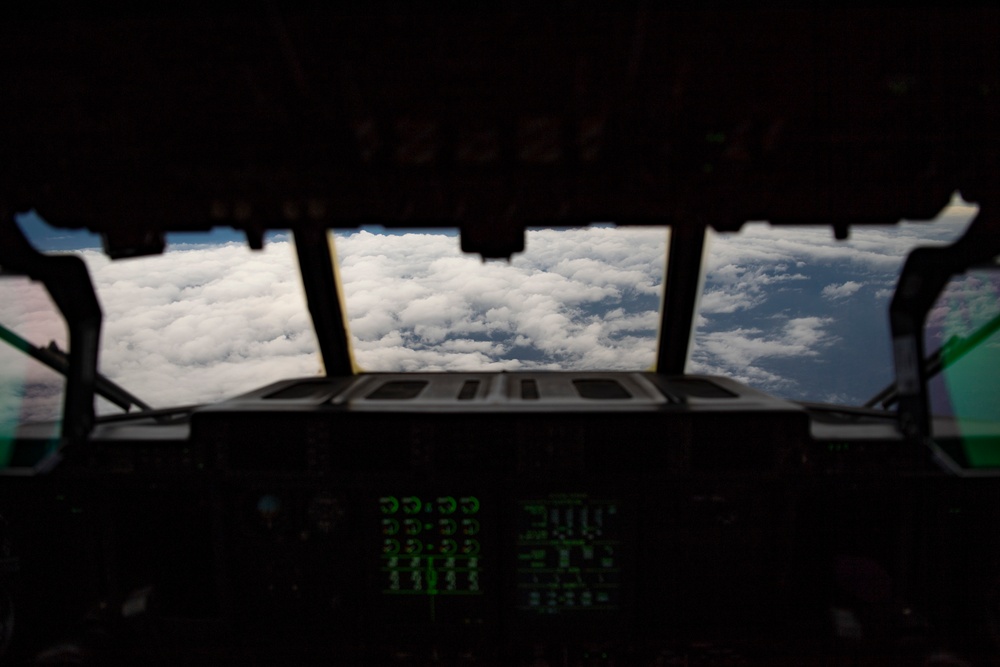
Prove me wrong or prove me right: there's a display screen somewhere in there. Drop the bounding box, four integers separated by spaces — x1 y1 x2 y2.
515 493 622 615
379 495 483 596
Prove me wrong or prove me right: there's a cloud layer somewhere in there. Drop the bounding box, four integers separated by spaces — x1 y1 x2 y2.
339 227 666 372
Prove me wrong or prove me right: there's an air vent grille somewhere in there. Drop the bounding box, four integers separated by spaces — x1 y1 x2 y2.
366 381 428 400
521 380 540 400
457 380 480 400
573 379 631 399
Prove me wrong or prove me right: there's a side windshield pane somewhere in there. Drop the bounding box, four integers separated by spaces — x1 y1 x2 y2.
84 239 320 407
12 213 320 412
690 196 978 404
334 227 668 371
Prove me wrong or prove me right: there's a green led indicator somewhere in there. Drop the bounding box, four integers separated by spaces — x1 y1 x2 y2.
402 496 422 514
437 496 457 514
427 559 438 593
460 496 480 514
382 494 484 599
380 496 399 514
516 495 622 615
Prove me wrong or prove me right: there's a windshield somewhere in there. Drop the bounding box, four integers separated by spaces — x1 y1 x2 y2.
690 196 977 404
2 221 320 427
0 195 978 434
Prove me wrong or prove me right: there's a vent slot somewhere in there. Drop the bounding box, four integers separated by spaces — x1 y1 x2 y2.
264 380 335 400
457 380 480 400
366 381 428 400
573 379 632 399
660 378 736 399
521 379 540 400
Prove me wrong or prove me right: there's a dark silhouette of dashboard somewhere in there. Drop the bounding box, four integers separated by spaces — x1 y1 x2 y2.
4 373 998 664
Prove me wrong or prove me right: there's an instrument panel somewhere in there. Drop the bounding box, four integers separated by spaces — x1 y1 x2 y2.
2 373 998 664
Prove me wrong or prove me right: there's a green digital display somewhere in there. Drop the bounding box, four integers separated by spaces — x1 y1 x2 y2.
515 493 622 615
379 495 482 596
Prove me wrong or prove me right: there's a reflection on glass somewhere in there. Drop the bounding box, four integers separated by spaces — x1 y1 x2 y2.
0 278 65 464
928 269 1000 468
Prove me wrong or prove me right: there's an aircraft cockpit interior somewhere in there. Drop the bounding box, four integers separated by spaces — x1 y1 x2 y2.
1 7 999 665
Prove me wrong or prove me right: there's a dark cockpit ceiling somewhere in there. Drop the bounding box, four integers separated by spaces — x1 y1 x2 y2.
3 7 999 261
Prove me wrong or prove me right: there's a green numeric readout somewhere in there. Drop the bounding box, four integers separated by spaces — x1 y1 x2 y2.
516 493 622 614
380 495 482 596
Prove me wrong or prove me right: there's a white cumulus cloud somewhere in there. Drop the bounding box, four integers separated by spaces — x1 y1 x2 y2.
336 227 666 372
821 281 863 300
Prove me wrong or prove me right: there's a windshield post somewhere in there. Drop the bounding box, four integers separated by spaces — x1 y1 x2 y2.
293 226 355 376
657 224 706 374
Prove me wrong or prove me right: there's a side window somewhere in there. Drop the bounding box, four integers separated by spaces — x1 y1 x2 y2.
690 196 976 405
927 266 1000 469
0 276 65 466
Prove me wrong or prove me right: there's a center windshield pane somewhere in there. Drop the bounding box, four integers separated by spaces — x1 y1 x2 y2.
334 226 668 371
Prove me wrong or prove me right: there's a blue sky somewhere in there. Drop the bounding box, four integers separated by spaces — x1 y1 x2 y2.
14 211 455 253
